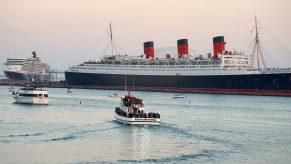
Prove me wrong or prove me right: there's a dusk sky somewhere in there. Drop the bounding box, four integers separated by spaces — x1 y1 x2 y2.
0 0 291 71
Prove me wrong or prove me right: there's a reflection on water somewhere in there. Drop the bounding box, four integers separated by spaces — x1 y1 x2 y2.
116 125 151 160
130 126 150 159
0 86 291 163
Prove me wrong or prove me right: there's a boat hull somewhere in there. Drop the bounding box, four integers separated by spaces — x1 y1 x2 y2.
12 95 49 105
114 114 160 125
65 71 291 96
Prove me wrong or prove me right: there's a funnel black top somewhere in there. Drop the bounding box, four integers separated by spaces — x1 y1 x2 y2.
213 36 224 43
177 39 188 45
144 41 154 48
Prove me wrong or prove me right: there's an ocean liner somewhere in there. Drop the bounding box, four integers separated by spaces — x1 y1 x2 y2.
65 19 291 96
3 51 51 81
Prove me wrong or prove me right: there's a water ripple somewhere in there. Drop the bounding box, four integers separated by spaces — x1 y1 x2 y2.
0 132 45 138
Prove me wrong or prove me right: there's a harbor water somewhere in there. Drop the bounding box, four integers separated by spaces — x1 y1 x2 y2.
0 86 291 163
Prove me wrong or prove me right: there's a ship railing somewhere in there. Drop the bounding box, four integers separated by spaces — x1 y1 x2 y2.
248 67 291 71
70 64 259 75
73 64 222 70
261 67 291 73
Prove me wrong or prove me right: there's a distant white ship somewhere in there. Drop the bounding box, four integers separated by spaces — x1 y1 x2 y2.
67 88 72 93
3 51 51 81
173 94 184 98
108 93 121 98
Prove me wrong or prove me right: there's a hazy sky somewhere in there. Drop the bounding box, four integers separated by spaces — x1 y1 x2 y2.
1 0 291 71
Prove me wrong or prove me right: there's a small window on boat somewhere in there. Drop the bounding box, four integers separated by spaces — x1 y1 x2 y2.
44 94 48 97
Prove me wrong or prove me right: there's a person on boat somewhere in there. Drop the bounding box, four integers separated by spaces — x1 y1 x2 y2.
128 107 131 113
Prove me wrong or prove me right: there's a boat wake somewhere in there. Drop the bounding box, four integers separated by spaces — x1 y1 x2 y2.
0 121 119 144
157 123 234 144
45 135 75 142
43 121 120 142
1 132 45 138
82 149 220 164
118 150 216 163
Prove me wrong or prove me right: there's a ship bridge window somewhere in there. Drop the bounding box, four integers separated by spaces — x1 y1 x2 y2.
224 60 230 64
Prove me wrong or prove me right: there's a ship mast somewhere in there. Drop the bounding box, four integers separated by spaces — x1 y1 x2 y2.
110 22 114 56
255 16 260 69
252 16 266 70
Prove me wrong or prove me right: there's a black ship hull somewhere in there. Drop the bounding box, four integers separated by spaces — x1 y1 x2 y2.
3 70 45 81
4 70 28 80
65 71 291 96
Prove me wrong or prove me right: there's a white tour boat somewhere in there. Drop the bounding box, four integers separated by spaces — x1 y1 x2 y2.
114 91 160 125
11 85 49 104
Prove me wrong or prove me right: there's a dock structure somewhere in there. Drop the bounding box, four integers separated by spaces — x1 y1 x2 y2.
0 79 67 88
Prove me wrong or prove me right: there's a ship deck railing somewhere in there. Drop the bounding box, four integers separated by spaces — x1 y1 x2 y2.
71 64 291 72
69 64 254 76
72 63 222 70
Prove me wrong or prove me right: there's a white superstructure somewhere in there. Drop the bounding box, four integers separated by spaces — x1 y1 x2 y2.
3 57 26 72
67 51 284 76
3 51 52 81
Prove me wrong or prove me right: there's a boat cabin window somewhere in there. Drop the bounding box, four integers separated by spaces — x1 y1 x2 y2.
18 93 48 97
19 93 37 97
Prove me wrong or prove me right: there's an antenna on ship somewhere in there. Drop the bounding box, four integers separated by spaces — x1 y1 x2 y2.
252 15 266 69
110 22 114 56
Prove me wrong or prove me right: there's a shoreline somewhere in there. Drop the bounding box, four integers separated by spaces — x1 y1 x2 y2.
1 79 291 97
